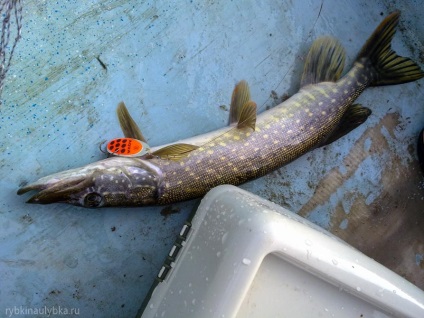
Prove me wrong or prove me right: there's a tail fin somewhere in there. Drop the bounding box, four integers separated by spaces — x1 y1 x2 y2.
357 11 423 86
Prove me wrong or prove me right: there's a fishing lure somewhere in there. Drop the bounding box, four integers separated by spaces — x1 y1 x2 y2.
106 137 150 157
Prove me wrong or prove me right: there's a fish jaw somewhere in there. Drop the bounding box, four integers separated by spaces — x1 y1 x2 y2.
17 157 164 207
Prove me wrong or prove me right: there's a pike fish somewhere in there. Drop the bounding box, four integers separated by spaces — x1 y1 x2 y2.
18 11 423 208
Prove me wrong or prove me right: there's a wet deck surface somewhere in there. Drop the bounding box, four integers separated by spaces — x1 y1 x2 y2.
0 0 423 316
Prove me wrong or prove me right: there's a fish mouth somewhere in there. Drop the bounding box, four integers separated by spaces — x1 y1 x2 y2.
17 172 91 205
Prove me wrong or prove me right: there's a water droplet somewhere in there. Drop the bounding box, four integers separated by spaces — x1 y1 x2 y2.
306 249 312 259
149 304 154 309
242 258 251 265
305 239 312 246
216 251 221 258
356 287 361 292
221 232 228 244
332 259 338 266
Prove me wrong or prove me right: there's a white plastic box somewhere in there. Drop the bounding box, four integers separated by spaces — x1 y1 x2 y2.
139 185 424 317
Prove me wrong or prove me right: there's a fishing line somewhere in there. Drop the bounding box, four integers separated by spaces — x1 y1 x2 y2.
105 2 325 158
263 0 323 111
0 0 23 104
171 1 325 154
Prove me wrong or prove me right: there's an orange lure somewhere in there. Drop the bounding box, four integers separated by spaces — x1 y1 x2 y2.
106 138 150 157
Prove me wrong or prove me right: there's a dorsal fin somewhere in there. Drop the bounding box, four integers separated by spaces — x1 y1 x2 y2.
237 101 257 130
116 102 147 142
300 37 346 87
151 143 198 161
229 80 251 125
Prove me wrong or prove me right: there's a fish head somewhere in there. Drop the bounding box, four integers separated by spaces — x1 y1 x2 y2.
17 157 163 208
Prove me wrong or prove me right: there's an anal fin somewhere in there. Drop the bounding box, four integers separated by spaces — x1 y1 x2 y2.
116 102 147 142
322 104 371 146
152 143 199 161
300 37 346 87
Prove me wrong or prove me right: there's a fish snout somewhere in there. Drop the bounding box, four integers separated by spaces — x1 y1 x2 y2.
17 157 164 208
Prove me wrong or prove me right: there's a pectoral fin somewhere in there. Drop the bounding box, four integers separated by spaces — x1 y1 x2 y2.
152 143 199 160
322 104 371 146
116 102 147 142
229 80 251 125
300 37 346 87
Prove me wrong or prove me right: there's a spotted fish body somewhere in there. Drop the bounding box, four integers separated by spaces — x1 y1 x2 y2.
18 12 424 208
156 68 370 204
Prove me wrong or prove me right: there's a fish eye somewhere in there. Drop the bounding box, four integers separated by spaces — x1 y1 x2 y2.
83 192 103 208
